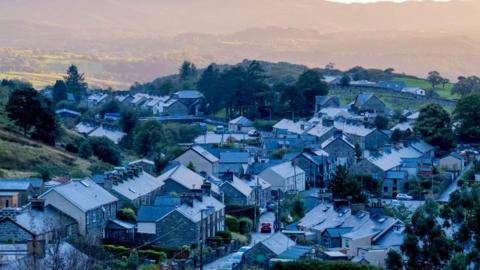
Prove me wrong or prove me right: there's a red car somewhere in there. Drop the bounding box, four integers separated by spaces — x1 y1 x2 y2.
260 222 272 233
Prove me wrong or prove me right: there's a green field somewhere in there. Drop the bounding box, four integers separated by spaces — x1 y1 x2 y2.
393 77 459 100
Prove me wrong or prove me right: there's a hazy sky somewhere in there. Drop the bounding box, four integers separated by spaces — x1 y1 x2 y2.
328 0 449 3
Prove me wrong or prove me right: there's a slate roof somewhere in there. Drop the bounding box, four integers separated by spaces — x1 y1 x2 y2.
40 179 118 212
354 93 374 107
88 125 126 144
175 195 225 223
229 116 253 126
220 176 253 197
104 113 121 121
158 164 220 194
324 227 353 238
74 122 97 134
241 176 271 190
15 205 77 235
315 96 339 107
111 171 164 201
278 245 311 260
391 122 413 132
190 145 219 163
273 119 312 135
175 90 203 99
342 216 400 241
321 135 355 149
137 205 176 222
307 125 334 138
318 108 353 119
219 152 250 164
411 140 434 154
0 178 42 189
154 195 181 206
367 146 423 171
0 179 32 191
260 233 296 255
377 81 406 91
55 108 81 117
334 121 375 137
263 161 305 179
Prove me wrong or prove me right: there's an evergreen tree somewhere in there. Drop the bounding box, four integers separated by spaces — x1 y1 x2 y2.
6 88 42 136
197 64 221 114
179 61 197 80
454 94 480 143
295 69 328 116
64 64 87 101
52 80 67 103
414 104 455 155
385 249 403 270
31 97 58 145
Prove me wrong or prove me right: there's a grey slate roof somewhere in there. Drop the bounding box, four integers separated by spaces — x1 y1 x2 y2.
354 93 374 107
190 146 219 163
137 205 176 222
261 233 296 255
0 178 42 189
175 195 225 223
278 245 311 260
158 164 221 194
0 179 33 191
229 116 253 126
154 195 181 206
15 205 77 235
219 152 250 164
111 171 164 201
40 179 118 212
175 90 203 99
324 227 354 238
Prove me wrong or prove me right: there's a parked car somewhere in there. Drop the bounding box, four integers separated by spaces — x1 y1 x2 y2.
219 261 235 270
260 222 272 233
229 252 244 264
248 129 260 137
396 193 413 200
215 125 225 134
238 246 251 253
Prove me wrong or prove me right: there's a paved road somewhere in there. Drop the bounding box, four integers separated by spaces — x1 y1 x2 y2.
438 163 472 203
203 212 275 269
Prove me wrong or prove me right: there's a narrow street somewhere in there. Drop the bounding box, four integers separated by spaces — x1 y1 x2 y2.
203 212 275 269
438 163 472 203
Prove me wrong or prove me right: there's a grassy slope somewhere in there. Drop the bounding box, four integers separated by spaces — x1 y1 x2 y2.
393 76 459 100
0 128 92 178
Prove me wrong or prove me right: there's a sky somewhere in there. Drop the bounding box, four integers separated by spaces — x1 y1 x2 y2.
328 0 449 3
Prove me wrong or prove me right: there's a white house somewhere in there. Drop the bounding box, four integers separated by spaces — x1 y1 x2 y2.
258 161 306 192
175 146 219 176
228 116 253 133
401 87 426 96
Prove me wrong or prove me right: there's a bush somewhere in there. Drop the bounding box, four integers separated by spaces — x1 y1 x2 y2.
231 232 249 246
80 137 122 165
65 143 79 153
104 244 130 254
117 208 136 223
271 148 290 159
138 250 167 262
215 231 232 244
225 215 239 232
238 217 253 235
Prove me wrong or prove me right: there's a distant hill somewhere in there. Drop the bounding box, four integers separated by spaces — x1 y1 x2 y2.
0 0 479 87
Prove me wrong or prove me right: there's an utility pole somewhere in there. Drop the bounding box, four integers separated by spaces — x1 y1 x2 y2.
199 209 206 270
253 176 260 231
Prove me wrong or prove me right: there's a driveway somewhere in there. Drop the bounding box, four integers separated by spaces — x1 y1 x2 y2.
438 163 472 203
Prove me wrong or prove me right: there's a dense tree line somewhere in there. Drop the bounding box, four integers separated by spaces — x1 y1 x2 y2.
198 61 328 119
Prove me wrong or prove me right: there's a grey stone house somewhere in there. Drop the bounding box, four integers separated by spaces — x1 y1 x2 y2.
351 93 385 114
40 179 118 236
158 164 221 198
321 132 356 166
321 227 353 248
104 166 164 208
218 172 254 206
175 146 219 176
136 193 225 249
244 232 295 267
334 122 389 150
0 179 35 208
241 176 272 208
291 150 335 189
315 95 340 112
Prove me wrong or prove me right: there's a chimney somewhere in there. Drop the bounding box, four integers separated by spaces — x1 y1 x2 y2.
333 129 343 138
384 144 392 154
201 181 212 196
221 171 234 182
180 194 194 207
104 172 115 189
322 117 334 127
127 167 135 179
31 198 45 212
369 200 385 218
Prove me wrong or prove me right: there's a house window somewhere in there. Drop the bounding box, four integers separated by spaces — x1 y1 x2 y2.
393 179 398 186
345 239 350 248
5 200 9 208
384 186 388 193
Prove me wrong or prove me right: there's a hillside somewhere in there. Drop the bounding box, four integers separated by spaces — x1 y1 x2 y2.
0 127 92 178
0 0 479 88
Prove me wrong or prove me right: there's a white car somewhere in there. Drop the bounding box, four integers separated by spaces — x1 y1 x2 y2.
248 129 260 137
396 193 413 201
238 246 251 253
229 252 244 264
